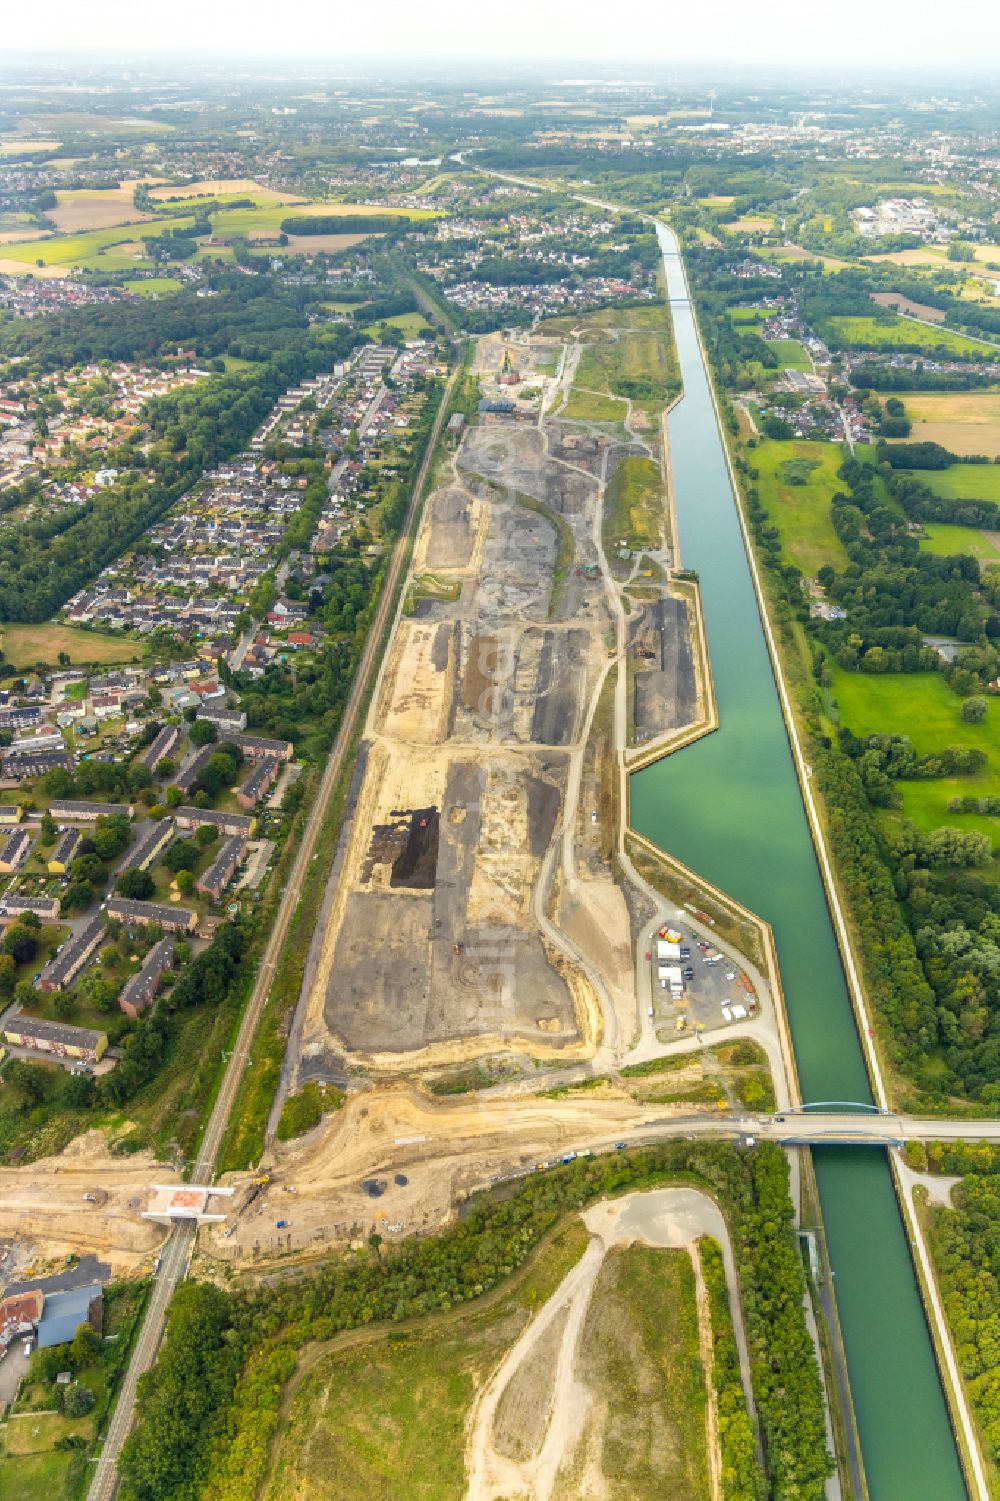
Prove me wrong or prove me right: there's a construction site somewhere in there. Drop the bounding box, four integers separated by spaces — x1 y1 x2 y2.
0 311 721 1279
294 323 705 1087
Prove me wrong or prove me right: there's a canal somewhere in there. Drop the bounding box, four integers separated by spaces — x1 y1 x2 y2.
631 224 966 1498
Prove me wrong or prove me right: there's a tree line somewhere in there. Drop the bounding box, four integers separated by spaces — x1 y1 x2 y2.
118 1141 832 1501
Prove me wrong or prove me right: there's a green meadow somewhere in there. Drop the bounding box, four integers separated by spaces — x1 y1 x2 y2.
122 276 184 296
831 668 1000 842
919 524 1000 563
826 315 994 357
764 337 811 371
3 215 194 266
753 439 849 573
915 464 1000 502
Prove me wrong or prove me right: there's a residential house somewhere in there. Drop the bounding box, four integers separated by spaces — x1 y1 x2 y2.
0 827 32 873
105 897 197 934
237 756 279 810
36 916 104 992
119 936 175 1018
48 826 82 875
2 1011 107 1063
175 806 254 839
196 836 245 901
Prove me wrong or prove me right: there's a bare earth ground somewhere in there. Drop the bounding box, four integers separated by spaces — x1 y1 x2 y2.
464 1188 750 1501
203 1083 683 1265
297 330 642 1075
0 1132 167 1272
1 311 756 1316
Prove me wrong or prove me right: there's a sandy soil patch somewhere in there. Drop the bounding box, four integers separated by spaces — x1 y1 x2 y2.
0 1131 169 1271
378 619 456 744
206 1084 711 1266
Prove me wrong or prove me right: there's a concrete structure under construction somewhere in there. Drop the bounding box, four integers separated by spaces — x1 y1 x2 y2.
142 1184 235 1225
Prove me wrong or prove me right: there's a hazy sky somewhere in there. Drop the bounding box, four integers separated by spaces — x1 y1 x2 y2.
3 0 999 73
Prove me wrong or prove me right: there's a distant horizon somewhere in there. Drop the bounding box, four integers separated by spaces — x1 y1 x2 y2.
1 0 998 75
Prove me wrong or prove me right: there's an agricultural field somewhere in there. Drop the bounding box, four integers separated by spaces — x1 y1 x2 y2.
272 232 376 255
0 621 143 668
865 246 1000 279
825 315 994 358
605 454 664 554
724 216 774 233
830 668 1000 842
752 440 849 573
764 337 811 370
870 291 945 323
919 524 1000 563
0 138 61 156
913 463 1000 502
895 393 1000 459
122 276 184 297
757 244 854 272
48 183 154 232
0 215 193 268
146 178 302 202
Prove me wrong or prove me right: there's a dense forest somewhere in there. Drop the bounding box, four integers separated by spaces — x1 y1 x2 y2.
910 1141 1000 1467
118 1142 831 1501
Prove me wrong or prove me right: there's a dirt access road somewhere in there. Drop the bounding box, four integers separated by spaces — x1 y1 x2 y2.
464 1187 754 1501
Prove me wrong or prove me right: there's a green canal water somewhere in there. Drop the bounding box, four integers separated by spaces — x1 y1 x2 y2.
631 225 966 1499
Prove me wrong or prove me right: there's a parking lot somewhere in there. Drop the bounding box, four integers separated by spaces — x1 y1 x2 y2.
645 922 758 1040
